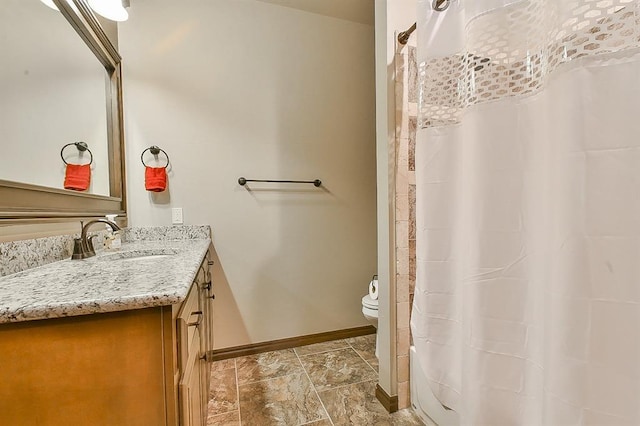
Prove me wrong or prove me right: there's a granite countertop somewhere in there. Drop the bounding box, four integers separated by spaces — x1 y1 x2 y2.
0 239 211 324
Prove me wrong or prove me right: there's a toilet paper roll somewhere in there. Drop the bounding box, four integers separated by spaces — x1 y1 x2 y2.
369 279 379 300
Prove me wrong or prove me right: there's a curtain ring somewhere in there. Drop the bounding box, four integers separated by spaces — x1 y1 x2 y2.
141 146 170 168
433 0 450 11
60 142 93 165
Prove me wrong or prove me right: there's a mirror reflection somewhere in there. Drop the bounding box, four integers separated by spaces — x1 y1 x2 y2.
0 0 110 196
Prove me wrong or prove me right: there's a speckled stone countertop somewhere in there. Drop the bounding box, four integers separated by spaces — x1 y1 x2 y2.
0 239 211 324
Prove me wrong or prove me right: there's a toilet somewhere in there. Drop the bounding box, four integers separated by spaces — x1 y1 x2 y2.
361 294 378 328
361 293 379 357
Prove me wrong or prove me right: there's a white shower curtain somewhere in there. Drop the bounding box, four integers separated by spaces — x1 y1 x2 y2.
411 0 640 424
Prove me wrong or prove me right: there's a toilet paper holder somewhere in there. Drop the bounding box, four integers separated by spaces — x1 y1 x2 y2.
368 274 379 300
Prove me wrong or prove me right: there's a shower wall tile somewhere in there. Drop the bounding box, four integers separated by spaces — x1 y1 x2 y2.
397 221 409 249
408 47 419 103
409 272 416 296
409 185 416 240
396 109 406 137
396 327 411 357
397 327 410 354
395 41 418 410
397 194 410 221
398 303 410 329
397 248 410 275
398 138 409 169
398 355 410 383
409 242 416 282
396 167 409 195
397 275 410 303
409 117 417 172
398 381 411 411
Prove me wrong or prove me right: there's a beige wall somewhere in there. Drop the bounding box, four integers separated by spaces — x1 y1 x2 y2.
119 0 377 348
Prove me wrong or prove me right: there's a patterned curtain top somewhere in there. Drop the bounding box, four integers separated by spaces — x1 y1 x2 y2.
419 0 640 128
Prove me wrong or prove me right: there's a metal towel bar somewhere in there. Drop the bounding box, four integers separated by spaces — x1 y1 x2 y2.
238 177 322 187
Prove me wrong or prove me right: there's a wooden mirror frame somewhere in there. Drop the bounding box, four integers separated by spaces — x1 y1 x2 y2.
0 0 126 225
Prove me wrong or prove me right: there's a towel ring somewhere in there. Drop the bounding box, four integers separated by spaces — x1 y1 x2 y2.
60 142 93 165
141 146 170 168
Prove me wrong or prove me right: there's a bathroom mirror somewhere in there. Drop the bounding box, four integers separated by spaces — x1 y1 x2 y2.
0 0 126 224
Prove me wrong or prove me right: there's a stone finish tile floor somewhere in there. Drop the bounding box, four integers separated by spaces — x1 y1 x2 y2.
207 335 428 426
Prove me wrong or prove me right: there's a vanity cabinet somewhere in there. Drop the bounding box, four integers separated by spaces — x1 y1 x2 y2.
0 251 214 426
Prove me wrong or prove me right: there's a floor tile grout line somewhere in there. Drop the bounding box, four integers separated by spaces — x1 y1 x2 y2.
316 377 380 395
298 420 329 426
298 345 378 395
206 364 240 419
346 340 378 374
294 345 351 358
361 356 378 374
296 344 352 356
297 346 362 362
294 349 335 426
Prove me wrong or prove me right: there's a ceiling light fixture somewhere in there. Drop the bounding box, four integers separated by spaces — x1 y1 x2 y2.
88 0 128 22
39 0 128 22
40 0 60 10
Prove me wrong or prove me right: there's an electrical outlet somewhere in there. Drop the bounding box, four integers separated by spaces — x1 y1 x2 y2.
172 208 183 225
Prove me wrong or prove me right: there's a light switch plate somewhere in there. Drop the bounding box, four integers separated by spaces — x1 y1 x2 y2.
172 208 183 225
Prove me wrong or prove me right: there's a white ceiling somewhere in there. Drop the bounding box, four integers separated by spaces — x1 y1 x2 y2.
253 0 374 26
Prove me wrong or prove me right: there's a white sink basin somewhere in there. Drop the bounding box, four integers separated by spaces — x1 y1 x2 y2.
98 249 179 262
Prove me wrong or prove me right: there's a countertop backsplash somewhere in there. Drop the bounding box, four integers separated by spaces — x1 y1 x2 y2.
0 225 211 277
122 225 210 242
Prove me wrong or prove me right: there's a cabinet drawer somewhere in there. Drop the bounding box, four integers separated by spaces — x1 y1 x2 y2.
177 285 201 373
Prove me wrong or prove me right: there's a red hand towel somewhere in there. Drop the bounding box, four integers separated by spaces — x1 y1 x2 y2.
145 166 167 192
64 164 91 191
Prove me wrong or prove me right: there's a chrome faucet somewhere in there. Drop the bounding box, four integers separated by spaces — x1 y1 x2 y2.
71 219 121 260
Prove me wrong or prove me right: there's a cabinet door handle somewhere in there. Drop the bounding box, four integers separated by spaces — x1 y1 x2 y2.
201 281 211 291
209 294 216 300
208 260 214 266
187 311 203 327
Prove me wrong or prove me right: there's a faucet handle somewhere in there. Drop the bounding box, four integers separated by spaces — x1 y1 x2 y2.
85 235 98 257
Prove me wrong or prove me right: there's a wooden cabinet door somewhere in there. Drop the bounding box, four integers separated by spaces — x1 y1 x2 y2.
200 287 215 355
196 260 213 419
197 256 215 356
179 332 204 426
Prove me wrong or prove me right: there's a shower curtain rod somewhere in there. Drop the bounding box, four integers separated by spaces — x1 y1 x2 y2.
398 23 416 45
